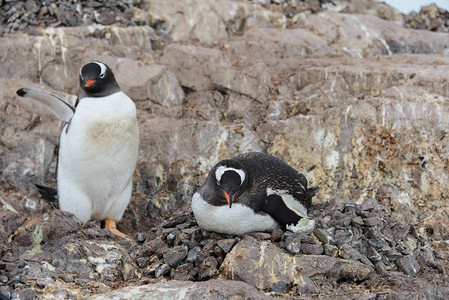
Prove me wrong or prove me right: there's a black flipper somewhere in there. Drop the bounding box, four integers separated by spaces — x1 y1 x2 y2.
260 194 302 227
35 184 59 208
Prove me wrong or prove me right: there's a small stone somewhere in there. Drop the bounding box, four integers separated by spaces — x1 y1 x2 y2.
319 216 331 228
296 275 318 296
0 275 8 283
343 203 362 214
417 246 436 266
161 214 189 228
301 243 324 255
369 237 390 250
329 212 356 227
334 228 354 246
360 198 377 211
385 249 402 262
338 244 361 260
248 232 271 240
36 277 55 288
271 280 291 293
140 237 168 257
390 223 410 240
171 263 194 281
397 255 420 275
166 229 180 241
298 233 317 244
314 228 335 245
201 239 217 253
198 256 218 280
364 217 383 227
163 245 188 268
136 257 150 268
217 239 237 253
271 229 283 242
8 268 22 278
212 246 224 257
135 232 146 243
351 216 364 227
155 264 171 278
367 246 383 263
285 234 301 254
374 261 389 276
194 250 210 267
186 246 201 263
9 273 23 285
324 244 338 257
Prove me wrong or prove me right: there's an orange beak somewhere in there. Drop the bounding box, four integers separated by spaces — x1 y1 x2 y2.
223 191 236 208
85 79 95 87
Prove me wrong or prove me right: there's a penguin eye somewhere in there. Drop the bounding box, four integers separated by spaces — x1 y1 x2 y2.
100 73 105 78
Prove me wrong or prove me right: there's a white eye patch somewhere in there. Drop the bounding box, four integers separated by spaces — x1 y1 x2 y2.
215 166 246 186
84 61 107 78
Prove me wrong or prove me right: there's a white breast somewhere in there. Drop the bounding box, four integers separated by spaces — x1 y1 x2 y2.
192 193 280 235
57 91 139 222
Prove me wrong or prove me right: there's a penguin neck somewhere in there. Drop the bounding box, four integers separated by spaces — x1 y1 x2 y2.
78 84 121 100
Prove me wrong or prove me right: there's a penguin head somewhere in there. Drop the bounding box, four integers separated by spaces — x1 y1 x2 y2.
211 160 247 208
79 61 120 97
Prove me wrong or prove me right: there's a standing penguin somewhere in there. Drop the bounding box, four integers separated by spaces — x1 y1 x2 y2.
192 152 318 235
17 61 139 238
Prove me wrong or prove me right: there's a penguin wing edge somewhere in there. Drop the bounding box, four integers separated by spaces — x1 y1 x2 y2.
17 87 75 122
260 194 302 227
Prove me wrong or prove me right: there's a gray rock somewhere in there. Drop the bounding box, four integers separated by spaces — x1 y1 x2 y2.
136 257 150 268
216 239 237 253
301 243 324 255
186 246 201 263
285 234 301 254
397 255 421 275
367 246 383 263
91 280 273 299
314 228 335 245
155 264 171 278
135 232 146 243
295 275 318 296
334 228 354 246
324 244 338 257
364 217 383 227
271 280 291 293
163 245 188 268
198 256 218 281
221 236 373 291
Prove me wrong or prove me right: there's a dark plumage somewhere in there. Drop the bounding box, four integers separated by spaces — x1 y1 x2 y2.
192 152 318 235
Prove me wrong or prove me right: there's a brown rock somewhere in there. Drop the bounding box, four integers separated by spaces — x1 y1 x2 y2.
221 236 373 291
91 279 273 299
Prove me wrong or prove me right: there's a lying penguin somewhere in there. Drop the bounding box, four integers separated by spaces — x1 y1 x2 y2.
17 61 139 238
192 152 318 235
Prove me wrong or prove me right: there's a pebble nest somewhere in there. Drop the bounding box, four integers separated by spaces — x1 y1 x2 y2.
128 197 445 284
2 0 448 35
0 0 147 34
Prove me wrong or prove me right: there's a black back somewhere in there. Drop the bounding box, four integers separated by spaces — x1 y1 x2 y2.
231 152 313 210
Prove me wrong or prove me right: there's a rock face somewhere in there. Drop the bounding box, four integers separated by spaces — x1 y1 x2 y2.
1 0 449 298
91 280 274 300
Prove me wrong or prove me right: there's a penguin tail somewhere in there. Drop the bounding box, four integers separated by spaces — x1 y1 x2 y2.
307 185 319 198
35 184 59 207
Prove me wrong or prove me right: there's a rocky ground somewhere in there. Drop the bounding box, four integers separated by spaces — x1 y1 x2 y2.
1 0 449 299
